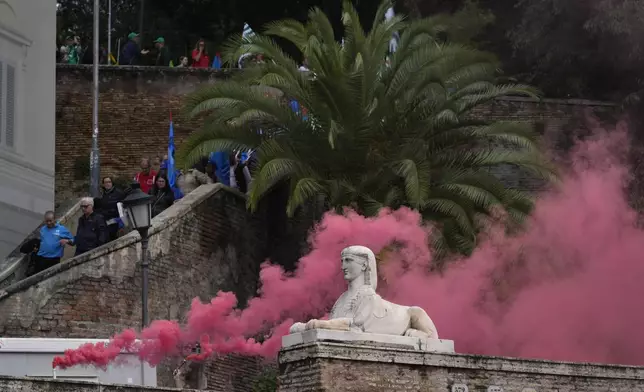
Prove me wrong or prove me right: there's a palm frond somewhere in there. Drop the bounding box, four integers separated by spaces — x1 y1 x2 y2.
180 0 557 260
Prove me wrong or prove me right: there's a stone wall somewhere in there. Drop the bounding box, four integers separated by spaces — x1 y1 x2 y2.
0 184 268 390
0 375 196 392
278 341 644 392
54 65 619 206
55 65 229 206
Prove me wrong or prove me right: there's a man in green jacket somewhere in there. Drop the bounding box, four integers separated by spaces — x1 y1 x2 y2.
153 37 172 67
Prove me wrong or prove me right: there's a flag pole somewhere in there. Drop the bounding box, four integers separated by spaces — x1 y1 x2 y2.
107 0 112 65
90 0 100 197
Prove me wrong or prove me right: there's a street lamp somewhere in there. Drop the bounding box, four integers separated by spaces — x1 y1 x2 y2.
122 182 153 328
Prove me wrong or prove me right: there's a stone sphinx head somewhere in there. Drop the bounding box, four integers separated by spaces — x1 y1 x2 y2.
340 245 378 290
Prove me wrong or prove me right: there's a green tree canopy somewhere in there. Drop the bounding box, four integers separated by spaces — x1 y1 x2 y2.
177 0 555 259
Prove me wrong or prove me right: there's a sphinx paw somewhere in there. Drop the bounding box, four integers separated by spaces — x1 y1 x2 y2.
289 322 306 334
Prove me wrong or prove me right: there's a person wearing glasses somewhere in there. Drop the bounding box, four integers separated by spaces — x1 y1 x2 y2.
60 197 109 256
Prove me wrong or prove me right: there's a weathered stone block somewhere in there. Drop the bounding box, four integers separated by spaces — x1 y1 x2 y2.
0 375 197 391
278 340 644 392
283 329 455 353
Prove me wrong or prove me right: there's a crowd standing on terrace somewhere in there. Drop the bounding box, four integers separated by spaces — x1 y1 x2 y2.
21 151 255 277
56 30 309 71
57 32 225 69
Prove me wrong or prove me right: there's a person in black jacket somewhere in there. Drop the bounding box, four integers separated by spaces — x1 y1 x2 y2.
149 174 175 218
61 197 109 256
100 177 126 241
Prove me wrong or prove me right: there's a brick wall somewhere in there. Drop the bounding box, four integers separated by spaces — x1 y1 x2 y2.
278 341 644 392
0 184 269 390
0 376 198 392
54 65 619 206
55 65 231 206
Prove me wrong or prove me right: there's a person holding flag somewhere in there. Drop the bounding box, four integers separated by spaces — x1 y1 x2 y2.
167 113 184 200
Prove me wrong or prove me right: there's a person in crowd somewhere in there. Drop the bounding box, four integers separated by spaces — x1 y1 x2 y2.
229 151 253 193
205 161 218 183
191 39 210 68
121 32 149 65
152 155 162 173
81 43 107 64
100 177 126 241
154 37 172 67
298 57 309 72
61 197 108 256
61 36 81 65
149 175 175 218
24 211 74 276
177 56 189 68
134 157 157 194
59 38 71 63
209 151 231 186
177 162 214 196
158 154 169 177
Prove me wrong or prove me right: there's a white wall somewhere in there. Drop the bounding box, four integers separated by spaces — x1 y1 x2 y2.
0 338 157 386
0 0 56 257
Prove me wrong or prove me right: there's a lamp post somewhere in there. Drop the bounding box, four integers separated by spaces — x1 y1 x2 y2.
90 0 100 197
107 0 112 65
121 183 153 328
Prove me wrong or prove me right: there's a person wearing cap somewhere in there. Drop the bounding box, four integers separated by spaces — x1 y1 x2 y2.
121 32 149 65
153 37 172 67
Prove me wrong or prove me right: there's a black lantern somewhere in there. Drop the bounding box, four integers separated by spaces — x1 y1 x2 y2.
122 182 152 230
122 182 153 328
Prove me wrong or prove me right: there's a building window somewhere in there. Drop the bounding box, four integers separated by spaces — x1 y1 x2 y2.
0 59 16 149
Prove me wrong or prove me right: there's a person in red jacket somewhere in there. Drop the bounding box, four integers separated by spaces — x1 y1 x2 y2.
134 157 157 194
191 39 210 68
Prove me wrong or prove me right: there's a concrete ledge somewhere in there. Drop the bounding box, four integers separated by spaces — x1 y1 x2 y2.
282 329 455 352
56 65 617 107
0 375 192 392
493 96 618 107
0 184 243 300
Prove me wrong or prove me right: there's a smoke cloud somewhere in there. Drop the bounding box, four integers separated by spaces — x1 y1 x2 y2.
53 122 644 369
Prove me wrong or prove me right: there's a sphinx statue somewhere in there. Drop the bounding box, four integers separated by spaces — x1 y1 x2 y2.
289 245 439 339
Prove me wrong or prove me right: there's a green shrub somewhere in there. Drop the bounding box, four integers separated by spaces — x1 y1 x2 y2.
251 366 278 392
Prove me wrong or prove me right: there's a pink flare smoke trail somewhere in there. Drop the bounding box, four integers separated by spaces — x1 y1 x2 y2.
54 123 644 368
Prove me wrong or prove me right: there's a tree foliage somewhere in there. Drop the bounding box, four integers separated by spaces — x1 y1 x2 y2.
177 0 555 258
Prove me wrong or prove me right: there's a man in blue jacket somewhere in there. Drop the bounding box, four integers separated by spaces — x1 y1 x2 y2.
33 211 74 275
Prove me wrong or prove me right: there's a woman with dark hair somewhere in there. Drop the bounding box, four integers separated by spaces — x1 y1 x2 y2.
100 177 126 241
149 174 175 218
229 151 253 194
191 39 210 68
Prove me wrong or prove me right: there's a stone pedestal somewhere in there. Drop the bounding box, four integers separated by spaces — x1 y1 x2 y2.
282 329 455 353
278 330 644 392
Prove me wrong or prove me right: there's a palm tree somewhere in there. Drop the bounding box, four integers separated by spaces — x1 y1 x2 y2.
178 0 556 258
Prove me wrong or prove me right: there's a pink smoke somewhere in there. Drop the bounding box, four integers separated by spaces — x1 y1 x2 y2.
54 122 644 369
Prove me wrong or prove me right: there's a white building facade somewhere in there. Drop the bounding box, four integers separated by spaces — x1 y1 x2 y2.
0 0 56 257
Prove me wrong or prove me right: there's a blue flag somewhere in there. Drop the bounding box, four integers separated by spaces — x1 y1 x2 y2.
209 151 231 186
212 53 222 70
168 114 184 199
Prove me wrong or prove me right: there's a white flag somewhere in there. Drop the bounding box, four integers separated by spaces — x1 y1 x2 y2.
384 7 399 54
239 22 256 68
